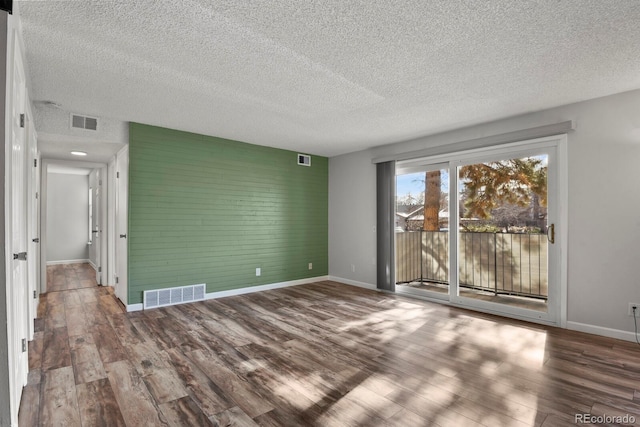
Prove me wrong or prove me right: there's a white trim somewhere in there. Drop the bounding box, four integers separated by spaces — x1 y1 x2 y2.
328 276 376 290
205 276 330 300
114 145 129 305
125 275 331 312
106 157 116 286
397 134 564 172
566 321 639 343
373 121 575 163
46 259 90 266
393 290 560 327
557 136 569 328
126 303 143 312
88 260 97 270
396 284 449 301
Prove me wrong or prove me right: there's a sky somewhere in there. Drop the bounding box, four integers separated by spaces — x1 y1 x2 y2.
396 170 450 198
396 155 546 199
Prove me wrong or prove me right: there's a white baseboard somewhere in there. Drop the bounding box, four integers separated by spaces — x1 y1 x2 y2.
205 275 330 300
127 303 143 312
328 276 377 290
127 275 331 312
46 259 90 266
122 277 638 344
566 321 639 343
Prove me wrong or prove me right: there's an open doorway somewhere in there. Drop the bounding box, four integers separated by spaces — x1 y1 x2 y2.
41 161 108 294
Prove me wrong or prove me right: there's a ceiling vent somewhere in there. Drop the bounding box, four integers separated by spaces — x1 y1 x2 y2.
297 154 311 166
71 114 98 131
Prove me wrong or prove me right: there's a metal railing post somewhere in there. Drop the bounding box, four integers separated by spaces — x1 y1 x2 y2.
420 229 424 283
494 233 498 295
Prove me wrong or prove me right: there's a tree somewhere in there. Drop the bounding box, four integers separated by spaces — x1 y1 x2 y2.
423 170 441 231
459 158 547 219
420 157 547 231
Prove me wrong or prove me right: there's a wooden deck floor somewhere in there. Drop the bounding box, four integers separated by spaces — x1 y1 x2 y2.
19 265 640 426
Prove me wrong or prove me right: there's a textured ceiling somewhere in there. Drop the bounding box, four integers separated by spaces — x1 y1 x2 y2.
16 0 640 157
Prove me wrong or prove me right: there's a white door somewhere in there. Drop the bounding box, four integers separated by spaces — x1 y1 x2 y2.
115 147 128 305
26 112 39 339
6 34 29 422
93 172 102 283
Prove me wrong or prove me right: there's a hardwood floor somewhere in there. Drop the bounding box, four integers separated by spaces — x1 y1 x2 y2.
19 266 640 426
46 263 99 292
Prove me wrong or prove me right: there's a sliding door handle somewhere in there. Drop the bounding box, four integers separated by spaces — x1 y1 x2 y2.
547 224 555 244
120 234 127 239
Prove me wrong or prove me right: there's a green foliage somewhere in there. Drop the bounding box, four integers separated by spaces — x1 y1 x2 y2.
459 158 547 219
462 224 501 233
462 224 543 234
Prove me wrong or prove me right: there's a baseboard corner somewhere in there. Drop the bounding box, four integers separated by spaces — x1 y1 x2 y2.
126 303 143 312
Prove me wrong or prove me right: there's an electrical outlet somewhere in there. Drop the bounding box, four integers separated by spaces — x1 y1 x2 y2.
351 264 356 273
308 262 313 270
628 303 639 316
256 267 261 277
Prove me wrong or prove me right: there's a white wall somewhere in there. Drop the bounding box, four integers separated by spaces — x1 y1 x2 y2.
329 88 640 339
328 149 378 287
46 172 89 262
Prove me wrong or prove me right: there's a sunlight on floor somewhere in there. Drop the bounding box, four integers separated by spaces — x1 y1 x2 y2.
312 299 549 426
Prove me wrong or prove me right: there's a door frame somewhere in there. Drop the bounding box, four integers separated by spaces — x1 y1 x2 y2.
25 104 38 340
395 135 568 327
88 168 107 284
113 145 129 307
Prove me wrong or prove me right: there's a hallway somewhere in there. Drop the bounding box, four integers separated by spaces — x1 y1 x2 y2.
46 263 100 292
20 263 127 426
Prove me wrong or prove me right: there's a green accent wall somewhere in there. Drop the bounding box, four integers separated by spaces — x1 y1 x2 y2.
128 123 328 304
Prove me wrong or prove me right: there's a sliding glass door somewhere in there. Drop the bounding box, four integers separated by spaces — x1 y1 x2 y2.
395 163 450 301
395 136 565 325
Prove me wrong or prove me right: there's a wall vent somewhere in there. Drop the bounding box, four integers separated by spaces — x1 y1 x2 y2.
297 154 311 166
143 283 205 309
71 114 98 131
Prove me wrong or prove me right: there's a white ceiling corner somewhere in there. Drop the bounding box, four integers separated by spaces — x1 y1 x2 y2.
16 0 640 158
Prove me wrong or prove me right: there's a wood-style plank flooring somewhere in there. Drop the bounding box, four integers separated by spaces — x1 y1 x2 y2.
46 263 99 292
19 265 640 426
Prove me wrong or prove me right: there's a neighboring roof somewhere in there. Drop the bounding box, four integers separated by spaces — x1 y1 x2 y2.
396 206 424 218
402 209 449 220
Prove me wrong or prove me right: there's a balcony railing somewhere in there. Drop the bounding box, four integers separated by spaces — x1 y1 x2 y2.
396 231 548 299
